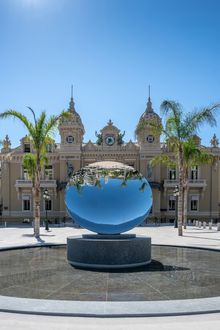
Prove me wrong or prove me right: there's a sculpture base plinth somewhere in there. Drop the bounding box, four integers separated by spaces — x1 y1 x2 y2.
67 234 151 269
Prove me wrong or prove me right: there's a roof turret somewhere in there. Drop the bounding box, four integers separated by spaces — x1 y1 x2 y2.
139 86 161 124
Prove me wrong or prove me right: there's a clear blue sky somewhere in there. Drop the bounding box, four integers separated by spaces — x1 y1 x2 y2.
0 0 220 147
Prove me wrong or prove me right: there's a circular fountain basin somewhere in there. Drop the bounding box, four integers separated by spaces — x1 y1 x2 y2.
0 244 220 316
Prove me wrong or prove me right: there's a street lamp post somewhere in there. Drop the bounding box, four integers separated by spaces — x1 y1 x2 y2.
43 188 50 231
173 185 179 229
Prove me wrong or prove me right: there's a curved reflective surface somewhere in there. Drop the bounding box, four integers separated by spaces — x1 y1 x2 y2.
65 161 152 234
0 245 220 301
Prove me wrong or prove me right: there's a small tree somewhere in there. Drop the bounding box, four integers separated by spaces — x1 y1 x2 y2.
0 108 70 238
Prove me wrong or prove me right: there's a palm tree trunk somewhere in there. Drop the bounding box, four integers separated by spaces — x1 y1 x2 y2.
178 148 184 236
33 167 41 238
183 184 188 229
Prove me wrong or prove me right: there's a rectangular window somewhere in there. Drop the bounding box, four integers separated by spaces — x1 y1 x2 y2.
169 196 176 211
45 165 53 180
24 144 30 153
22 195 31 211
191 166 198 180
169 168 176 180
190 195 199 211
45 199 52 211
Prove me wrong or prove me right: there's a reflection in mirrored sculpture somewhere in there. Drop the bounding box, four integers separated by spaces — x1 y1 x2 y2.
65 161 153 234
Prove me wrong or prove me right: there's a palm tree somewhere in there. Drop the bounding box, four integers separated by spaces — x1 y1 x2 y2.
182 139 213 229
147 100 219 236
0 108 70 238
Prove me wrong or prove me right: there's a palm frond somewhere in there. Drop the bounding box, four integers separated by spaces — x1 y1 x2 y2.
43 115 59 138
34 111 47 150
166 136 180 152
40 154 48 168
43 110 71 138
23 153 36 179
150 154 176 167
26 107 37 126
195 152 214 165
185 103 220 135
37 111 47 132
160 100 182 118
182 139 213 170
160 100 183 139
0 110 35 137
135 118 167 139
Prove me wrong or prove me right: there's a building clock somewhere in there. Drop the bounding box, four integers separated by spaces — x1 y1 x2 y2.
146 135 154 143
105 135 115 146
66 135 74 144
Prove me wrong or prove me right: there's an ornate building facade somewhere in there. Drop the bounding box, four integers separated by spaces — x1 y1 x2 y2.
0 94 220 224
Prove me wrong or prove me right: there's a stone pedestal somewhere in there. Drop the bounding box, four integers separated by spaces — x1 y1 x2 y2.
67 234 151 269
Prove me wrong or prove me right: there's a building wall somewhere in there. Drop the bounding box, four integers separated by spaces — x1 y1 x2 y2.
0 100 219 224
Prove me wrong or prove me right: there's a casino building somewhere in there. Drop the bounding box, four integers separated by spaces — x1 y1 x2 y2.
0 93 220 224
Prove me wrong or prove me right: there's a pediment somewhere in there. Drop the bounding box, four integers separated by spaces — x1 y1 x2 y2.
124 140 139 150
83 140 98 151
100 119 120 134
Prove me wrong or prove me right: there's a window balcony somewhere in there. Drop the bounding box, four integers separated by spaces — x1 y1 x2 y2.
188 179 207 188
15 179 57 189
15 180 32 188
40 179 57 188
163 180 178 188
163 179 207 189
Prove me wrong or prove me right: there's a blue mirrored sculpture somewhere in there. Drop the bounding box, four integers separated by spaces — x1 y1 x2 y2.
65 161 153 234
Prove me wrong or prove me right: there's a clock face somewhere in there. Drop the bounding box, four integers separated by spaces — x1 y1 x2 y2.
146 135 154 143
66 135 74 144
105 135 115 146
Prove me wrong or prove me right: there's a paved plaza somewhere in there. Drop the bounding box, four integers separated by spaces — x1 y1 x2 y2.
0 225 220 329
1 312 220 330
0 224 220 250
